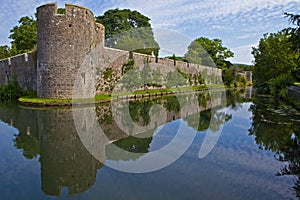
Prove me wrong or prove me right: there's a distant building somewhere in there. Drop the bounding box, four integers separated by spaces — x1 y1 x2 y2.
237 71 252 83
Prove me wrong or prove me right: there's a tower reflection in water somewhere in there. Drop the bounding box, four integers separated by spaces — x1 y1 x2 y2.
7 90 230 196
38 109 104 196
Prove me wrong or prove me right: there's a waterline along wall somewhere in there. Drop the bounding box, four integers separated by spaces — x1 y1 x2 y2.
0 3 222 99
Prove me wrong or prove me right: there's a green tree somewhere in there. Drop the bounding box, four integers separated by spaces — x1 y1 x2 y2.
57 8 66 14
184 37 234 69
165 54 187 62
9 16 37 53
285 13 300 81
223 66 237 87
252 30 298 94
223 66 248 87
285 13 300 52
96 9 159 56
0 45 12 59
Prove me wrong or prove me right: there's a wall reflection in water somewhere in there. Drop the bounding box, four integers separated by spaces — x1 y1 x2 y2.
0 89 252 196
38 109 103 196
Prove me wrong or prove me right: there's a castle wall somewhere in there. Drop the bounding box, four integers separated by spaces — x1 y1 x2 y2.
0 52 36 90
0 3 223 99
96 50 223 91
130 52 222 83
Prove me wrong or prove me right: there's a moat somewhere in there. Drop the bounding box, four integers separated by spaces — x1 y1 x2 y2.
0 88 299 200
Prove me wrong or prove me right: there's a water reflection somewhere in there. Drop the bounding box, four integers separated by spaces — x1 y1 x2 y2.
0 89 256 197
249 95 300 198
38 109 104 196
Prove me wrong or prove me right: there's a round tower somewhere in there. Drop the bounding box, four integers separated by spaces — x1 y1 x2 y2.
37 3 104 99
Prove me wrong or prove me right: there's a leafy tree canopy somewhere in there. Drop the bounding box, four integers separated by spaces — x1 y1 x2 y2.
184 37 234 69
0 45 13 59
96 9 151 38
285 12 300 52
96 9 159 56
252 30 298 94
9 16 37 54
3 8 159 58
165 54 187 62
285 13 300 81
252 13 300 96
233 63 254 71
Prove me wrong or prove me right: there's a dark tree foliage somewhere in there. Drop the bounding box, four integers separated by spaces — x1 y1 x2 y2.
96 9 159 56
285 13 300 51
251 31 298 95
285 13 300 81
252 12 300 96
0 45 12 59
184 37 234 69
57 8 66 14
96 9 151 38
9 16 37 53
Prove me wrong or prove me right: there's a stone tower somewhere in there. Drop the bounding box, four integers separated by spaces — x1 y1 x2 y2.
36 3 104 99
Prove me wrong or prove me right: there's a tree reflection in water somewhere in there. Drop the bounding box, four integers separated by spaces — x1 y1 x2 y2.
5 89 253 197
249 96 300 198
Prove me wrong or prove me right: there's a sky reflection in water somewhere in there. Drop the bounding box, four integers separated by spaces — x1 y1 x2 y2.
0 89 299 200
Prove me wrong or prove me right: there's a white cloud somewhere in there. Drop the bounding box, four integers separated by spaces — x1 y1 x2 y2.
235 33 259 40
0 0 114 44
153 28 192 57
229 44 258 64
110 0 297 27
102 0 300 64
1 0 300 64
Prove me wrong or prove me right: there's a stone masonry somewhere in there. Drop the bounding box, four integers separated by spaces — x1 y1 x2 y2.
0 3 223 99
37 3 104 98
0 52 36 91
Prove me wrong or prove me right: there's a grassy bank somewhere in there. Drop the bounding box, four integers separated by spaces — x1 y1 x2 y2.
18 84 226 106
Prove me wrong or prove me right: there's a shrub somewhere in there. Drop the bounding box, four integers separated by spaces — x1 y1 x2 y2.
0 78 25 101
269 74 295 98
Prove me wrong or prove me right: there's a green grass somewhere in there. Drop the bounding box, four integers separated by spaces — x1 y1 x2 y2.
18 83 226 105
294 82 300 87
19 96 72 104
19 94 112 104
94 94 112 101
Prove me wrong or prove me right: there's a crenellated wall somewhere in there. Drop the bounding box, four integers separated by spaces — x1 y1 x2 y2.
37 3 105 99
130 52 223 83
0 52 36 91
0 2 223 99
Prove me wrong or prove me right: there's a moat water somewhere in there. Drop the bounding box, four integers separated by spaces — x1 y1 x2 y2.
0 88 299 200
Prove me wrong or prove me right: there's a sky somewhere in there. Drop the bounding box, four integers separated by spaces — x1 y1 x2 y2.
0 0 299 64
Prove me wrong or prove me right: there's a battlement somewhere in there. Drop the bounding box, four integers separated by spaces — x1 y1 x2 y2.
0 52 36 90
0 2 223 99
37 2 94 19
37 2 105 98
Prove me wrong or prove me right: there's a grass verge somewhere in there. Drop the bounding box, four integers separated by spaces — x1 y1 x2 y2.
18 84 225 106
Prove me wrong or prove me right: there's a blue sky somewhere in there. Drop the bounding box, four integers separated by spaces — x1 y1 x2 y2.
0 0 299 64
